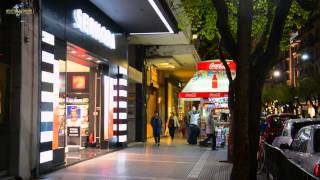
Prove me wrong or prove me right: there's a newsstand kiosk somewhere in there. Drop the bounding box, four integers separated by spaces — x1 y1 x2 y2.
178 60 236 147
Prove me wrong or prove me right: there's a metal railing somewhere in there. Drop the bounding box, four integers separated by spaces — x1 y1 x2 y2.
264 143 319 180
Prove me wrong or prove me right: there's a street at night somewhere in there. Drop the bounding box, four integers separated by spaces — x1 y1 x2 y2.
1 0 320 179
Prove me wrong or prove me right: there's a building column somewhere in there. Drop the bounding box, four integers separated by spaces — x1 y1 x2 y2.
13 6 40 179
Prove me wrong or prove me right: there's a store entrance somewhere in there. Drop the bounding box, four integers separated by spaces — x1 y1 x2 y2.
54 43 110 166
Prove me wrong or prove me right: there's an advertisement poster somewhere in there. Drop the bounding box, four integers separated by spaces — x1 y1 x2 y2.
103 76 114 140
66 105 82 127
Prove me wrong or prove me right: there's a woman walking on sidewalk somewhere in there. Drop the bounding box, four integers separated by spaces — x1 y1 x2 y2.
167 112 180 141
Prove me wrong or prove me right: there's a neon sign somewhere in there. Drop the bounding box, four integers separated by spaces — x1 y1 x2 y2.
73 9 116 49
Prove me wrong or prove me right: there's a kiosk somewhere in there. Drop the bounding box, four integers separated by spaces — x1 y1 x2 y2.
179 60 236 147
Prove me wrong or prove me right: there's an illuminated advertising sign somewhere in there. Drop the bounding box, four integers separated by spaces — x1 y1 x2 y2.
197 61 236 71
180 60 236 98
73 9 116 49
104 76 114 140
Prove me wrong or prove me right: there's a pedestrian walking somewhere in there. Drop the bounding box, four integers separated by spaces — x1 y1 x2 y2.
167 112 180 141
150 111 162 146
200 110 216 150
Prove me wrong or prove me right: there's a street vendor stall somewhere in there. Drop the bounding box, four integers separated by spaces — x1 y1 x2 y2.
179 60 236 147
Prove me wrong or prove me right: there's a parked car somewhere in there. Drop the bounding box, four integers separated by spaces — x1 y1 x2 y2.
281 125 320 177
272 118 320 148
263 113 298 144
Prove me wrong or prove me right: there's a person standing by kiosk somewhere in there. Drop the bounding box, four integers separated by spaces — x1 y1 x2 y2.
188 106 200 145
200 110 216 150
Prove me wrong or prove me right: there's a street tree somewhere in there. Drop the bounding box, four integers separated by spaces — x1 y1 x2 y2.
262 84 295 113
297 75 320 117
181 0 318 179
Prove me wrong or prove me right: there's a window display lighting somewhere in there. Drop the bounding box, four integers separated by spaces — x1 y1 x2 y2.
119 79 127 86
119 124 127 131
42 51 55 64
40 150 53 164
113 90 118 96
119 113 127 119
41 111 53 122
119 135 127 142
42 71 55 84
119 101 127 108
119 66 127 75
40 131 53 143
41 91 54 102
119 90 127 97
42 31 55 45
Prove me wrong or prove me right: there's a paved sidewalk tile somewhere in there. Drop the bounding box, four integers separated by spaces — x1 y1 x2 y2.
41 136 237 180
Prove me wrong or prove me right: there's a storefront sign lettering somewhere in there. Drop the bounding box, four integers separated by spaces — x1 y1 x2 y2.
73 9 116 49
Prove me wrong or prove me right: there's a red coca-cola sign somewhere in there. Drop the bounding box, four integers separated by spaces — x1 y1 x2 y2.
197 61 236 71
179 92 228 98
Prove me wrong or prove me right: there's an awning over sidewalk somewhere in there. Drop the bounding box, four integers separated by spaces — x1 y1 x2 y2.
179 60 236 99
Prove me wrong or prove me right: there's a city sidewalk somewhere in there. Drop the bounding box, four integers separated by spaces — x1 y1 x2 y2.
40 137 233 180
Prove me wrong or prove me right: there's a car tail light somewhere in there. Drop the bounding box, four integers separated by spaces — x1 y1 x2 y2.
314 163 320 177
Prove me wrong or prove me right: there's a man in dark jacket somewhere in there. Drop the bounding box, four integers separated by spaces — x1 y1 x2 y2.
151 111 162 146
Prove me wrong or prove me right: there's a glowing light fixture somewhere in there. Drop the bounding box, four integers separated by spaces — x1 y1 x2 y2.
147 0 173 33
42 31 55 45
73 9 116 49
40 150 53 164
273 70 281 77
301 53 309 60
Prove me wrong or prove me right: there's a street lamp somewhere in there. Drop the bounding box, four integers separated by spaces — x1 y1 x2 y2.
301 53 309 60
273 70 281 78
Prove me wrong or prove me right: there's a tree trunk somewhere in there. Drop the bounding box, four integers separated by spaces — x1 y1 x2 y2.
228 81 235 162
231 62 251 180
248 67 265 180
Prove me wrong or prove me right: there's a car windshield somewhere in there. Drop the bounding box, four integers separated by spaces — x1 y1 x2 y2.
314 129 320 152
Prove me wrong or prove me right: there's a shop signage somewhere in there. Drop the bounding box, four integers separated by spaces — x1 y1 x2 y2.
179 92 228 98
67 127 80 137
197 61 236 71
73 9 116 49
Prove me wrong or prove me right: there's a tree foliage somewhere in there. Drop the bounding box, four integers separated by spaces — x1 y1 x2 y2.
182 0 310 54
262 84 295 104
296 75 320 115
180 0 317 178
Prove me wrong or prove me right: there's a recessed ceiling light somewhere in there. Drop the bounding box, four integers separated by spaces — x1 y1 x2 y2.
71 50 76 54
96 60 102 63
159 63 169 65
81 54 86 57
87 57 92 60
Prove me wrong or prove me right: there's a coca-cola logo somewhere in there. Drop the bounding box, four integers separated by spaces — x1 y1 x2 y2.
185 93 196 98
209 63 225 70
